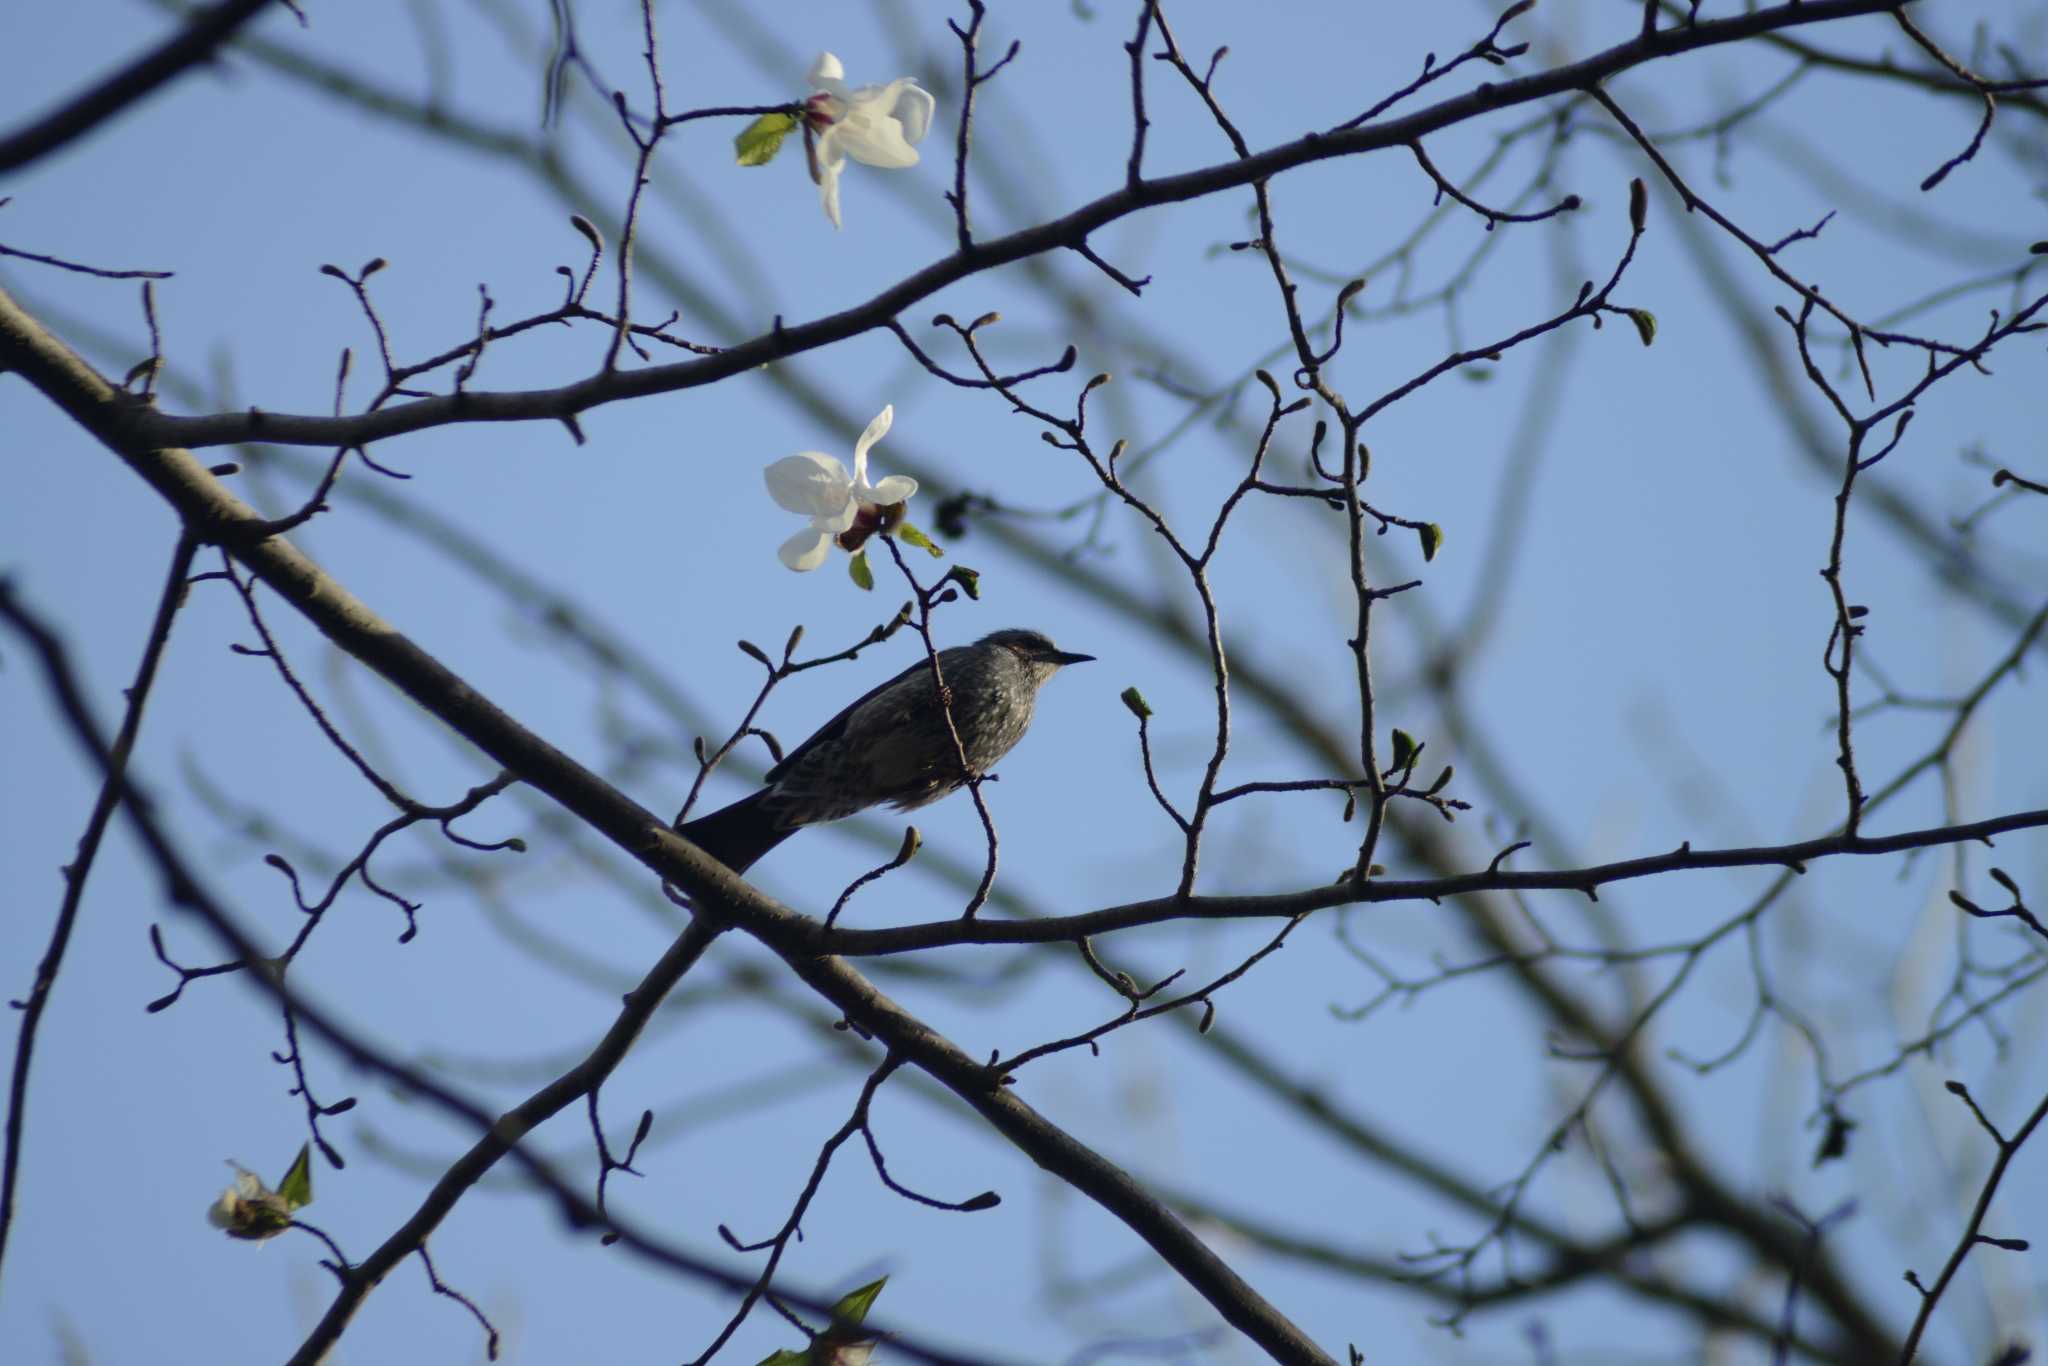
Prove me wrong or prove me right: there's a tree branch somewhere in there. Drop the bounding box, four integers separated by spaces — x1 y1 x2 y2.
0 533 196 1276
99 0 1915 453
0 281 1337 1366
819 808 2048 956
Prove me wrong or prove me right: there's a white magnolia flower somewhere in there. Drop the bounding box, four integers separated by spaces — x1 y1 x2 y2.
764 405 918 571
207 1163 290 1242
803 52 934 228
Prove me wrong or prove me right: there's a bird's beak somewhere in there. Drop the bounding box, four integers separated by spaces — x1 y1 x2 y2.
1049 650 1095 666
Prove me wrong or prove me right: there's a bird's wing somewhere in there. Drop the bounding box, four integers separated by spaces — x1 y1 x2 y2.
762 653 936 784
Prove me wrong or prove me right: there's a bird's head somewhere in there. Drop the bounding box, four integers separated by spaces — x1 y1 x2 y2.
982 628 1094 682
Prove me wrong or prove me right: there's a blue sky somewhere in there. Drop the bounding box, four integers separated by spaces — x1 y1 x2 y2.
4 1 2047 1362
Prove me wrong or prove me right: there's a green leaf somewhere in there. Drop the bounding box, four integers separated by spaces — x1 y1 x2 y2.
754 1352 809 1366
948 565 981 600
895 522 945 558
1624 308 1657 347
1390 728 1417 772
1417 522 1444 562
276 1142 314 1211
828 1276 888 1327
847 549 874 591
1459 366 1493 383
734 112 798 167
1120 686 1153 721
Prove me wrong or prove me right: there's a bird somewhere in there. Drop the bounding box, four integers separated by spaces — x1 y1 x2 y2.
677 627 1093 873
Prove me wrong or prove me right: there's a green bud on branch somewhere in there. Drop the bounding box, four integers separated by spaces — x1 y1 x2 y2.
1390 728 1418 771
895 522 946 558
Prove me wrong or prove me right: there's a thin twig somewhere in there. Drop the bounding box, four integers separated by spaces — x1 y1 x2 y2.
0 534 197 1275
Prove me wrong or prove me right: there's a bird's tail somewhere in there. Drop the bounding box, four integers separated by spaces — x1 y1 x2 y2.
676 789 795 875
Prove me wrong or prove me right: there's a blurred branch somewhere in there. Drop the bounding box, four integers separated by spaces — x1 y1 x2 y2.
0 0 287 173
1152 1182 1843 1360
1749 15 2048 125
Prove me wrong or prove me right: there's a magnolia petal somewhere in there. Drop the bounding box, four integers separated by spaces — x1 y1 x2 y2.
866 474 918 505
778 525 835 572
837 119 920 170
816 156 844 227
809 135 847 183
894 81 935 146
808 51 844 87
851 405 893 484
837 92 922 168
764 452 851 517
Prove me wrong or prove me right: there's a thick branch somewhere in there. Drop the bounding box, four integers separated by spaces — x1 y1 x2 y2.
0 282 1336 1366
0 588 1006 1366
